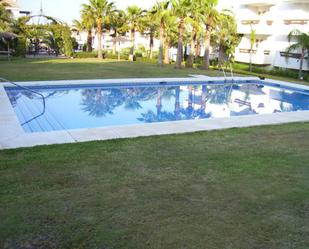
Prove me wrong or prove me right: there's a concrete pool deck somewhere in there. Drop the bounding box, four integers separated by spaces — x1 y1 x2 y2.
1 76 309 149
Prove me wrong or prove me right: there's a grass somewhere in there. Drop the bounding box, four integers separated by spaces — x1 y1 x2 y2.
1 58 308 86
0 58 308 248
0 58 222 82
1 123 309 249
230 67 309 86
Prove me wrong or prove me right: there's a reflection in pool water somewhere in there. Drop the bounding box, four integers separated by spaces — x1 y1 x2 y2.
5 82 309 133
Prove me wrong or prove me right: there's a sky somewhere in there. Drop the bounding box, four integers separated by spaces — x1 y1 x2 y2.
18 0 234 24
18 0 157 24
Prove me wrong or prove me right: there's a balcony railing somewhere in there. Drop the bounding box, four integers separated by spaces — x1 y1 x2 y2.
239 49 257 54
284 19 309 25
236 48 273 65
241 20 260 25
280 52 301 59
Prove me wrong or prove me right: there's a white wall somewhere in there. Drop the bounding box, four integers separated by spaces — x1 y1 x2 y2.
73 30 160 53
233 0 309 71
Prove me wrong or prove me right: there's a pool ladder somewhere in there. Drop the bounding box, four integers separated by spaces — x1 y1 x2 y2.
0 77 46 126
220 62 235 84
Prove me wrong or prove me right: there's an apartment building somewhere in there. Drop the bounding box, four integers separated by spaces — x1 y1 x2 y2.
234 0 309 71
72 29 160 54
3 0 31 18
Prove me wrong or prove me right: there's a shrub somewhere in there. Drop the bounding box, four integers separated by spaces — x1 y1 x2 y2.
74 52 98 58
105 53 127 60
14 36 27 57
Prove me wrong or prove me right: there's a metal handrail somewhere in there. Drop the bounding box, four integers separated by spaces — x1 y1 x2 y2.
0 77 46 126
229 62 234 84
220 65 227 83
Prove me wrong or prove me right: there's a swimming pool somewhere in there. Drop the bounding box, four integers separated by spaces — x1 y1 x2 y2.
5 80 309 133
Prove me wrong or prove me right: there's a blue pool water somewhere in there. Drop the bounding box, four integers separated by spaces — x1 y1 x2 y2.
5 81 309 133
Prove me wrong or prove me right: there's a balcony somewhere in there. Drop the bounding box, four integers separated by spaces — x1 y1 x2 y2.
283 19 309 25
244 0 276 7
237 22 274 35
235 48 273 65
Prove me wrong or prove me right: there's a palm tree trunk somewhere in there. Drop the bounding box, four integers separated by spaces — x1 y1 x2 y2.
118 40 121 61
158 22 164 66
87 30 92 52
175 18 185 69
218 45 225 67
299 48 304 80
186 27 196 68
164 40 170 64
195 41 200 59
129 29 135 61
149 32 154 59
97 20 103 59
202 25 211 70
112 32 117 55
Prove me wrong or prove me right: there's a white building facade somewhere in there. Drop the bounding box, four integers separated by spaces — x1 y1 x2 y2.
72 29 160 55
234 0 309 71
4 0 31 18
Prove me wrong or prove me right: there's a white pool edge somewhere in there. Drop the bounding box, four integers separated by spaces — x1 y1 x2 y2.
1 76 309 150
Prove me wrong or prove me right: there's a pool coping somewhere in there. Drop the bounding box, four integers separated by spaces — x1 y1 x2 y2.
1 76 309 150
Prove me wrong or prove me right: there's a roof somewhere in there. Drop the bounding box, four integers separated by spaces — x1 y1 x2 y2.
0 31 18 40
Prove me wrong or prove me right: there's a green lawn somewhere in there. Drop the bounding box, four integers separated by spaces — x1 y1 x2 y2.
0 58 222 82
0 58 308 86
1 123 309 249
0 58 308 248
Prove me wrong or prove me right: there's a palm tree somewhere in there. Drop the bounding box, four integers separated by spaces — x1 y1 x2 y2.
249 26 256 72
151 0 170 65
186 0 203 68
287 29 309 80
200 0 218 70
84 0 115 59
164 14 178 64
109 10 128 55
126 5 145 61
80 4 96 52
171 0 192 69
138 11 156 59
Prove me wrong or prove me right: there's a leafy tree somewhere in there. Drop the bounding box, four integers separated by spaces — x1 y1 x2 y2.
213 10 240 67
0 1 12 31
287 29 309 80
